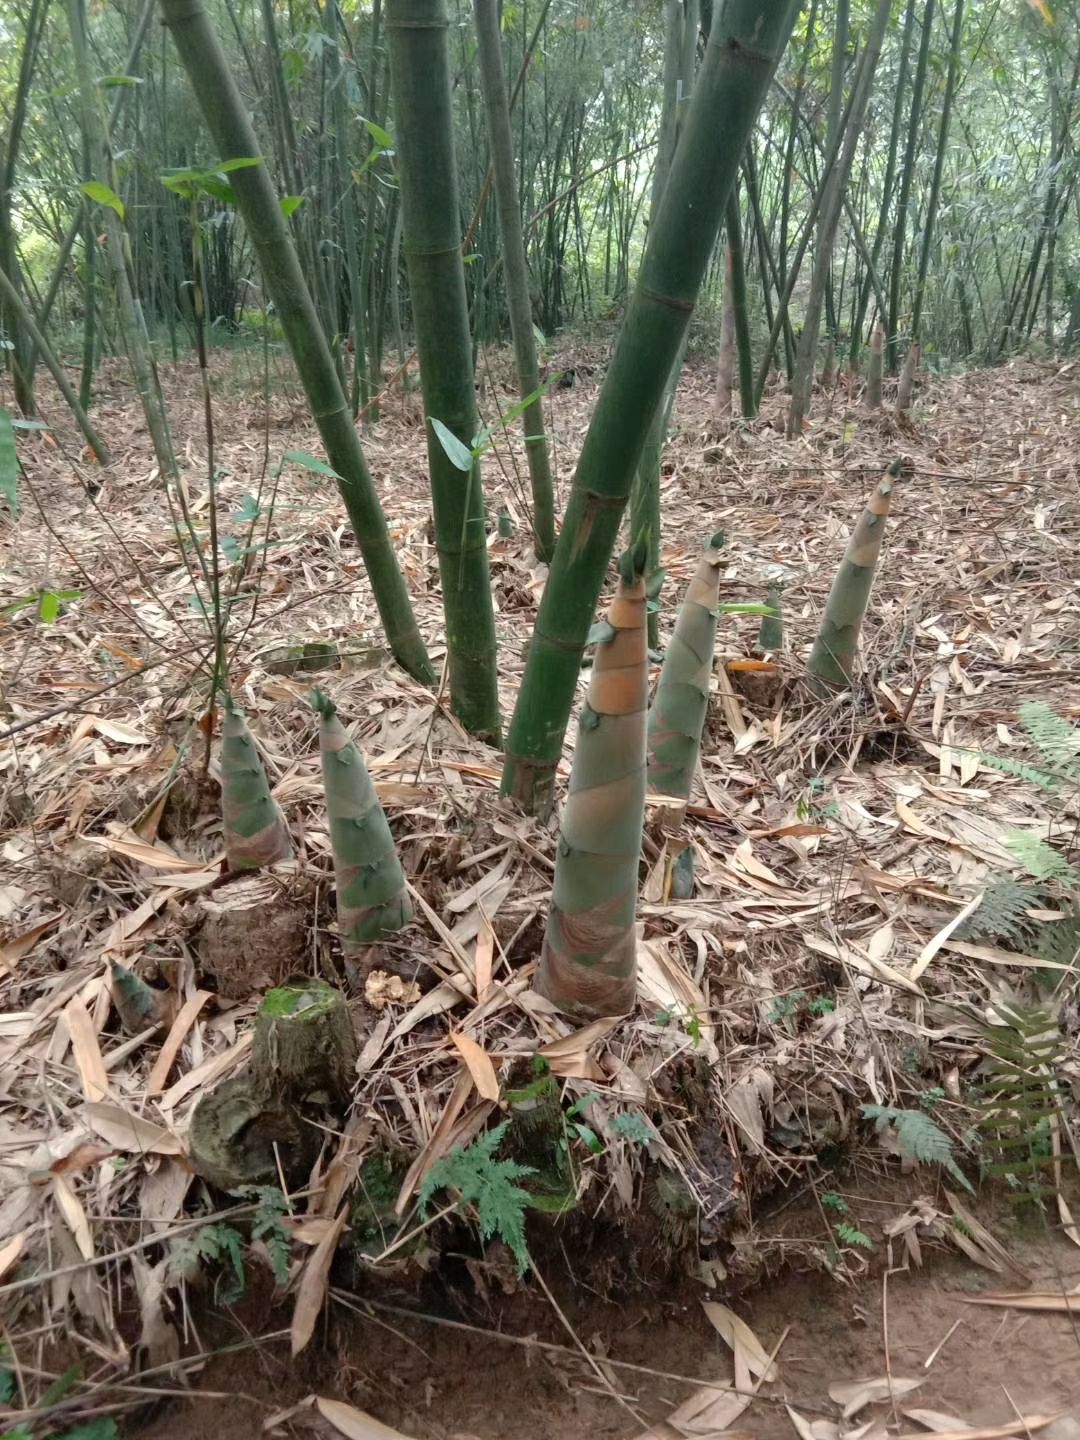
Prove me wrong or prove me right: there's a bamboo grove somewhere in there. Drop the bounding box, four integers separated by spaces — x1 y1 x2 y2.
2 0 1075 414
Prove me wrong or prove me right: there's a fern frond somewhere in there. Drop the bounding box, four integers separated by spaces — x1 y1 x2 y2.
980 752 1060 793
1005 830 1080 887
862 1104 974 1193
1036 904 1080 974
420 1121 536 1274
977 1002 1065 1204
245 1185 292 1286
834 1221 873 1250
957 876 1043 945
168 1222 246 1301
1018 702 1080 778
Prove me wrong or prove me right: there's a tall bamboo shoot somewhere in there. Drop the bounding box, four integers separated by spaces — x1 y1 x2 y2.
537 546 649 1019
221 695 292 869
646 531 725 806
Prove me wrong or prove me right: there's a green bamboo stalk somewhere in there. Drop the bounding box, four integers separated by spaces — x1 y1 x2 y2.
910 0 964 346
807 459 903 696
158 0 433 688
0 0 46 416
0 263 110 464
68 0 177 479
312 688 413 950
537 545 649 1019
221 695 292 869
386 0 499 740
866 321 884 409
502 0 798 815
787 0 891 437
646 531 725 805
726 189 755 419
886 0 936 374
473 0 556 563
849 0 916 370
758 585 784 653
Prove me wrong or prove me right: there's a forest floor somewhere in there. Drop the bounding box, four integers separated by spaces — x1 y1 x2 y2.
1 343 1079 1439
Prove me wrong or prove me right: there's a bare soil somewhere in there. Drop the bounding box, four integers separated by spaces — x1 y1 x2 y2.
136 1184 1080 1440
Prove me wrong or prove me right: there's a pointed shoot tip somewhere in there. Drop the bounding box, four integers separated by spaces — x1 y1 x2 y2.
310 687 335 719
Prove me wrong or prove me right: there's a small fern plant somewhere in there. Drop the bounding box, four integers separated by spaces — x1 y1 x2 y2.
976 999 1067 1207
166 1187 292 1300
982 701 1080 794
861 1104 974 1193
420 1122 536 1274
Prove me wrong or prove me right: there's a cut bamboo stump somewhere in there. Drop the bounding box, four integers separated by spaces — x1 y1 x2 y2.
195 874 307 999
188 1074 318 1191
189 978 356 1192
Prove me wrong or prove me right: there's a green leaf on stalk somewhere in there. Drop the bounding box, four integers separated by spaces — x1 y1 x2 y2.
362 118 394 149
217 157 262 173
81 180 125 220
279 194 304 217
283 450 341 479
429 417 474 472
97 73 142 87
232 492 262 524
0 407 18 516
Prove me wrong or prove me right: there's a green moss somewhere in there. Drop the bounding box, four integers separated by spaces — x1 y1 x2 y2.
259 979 336 1019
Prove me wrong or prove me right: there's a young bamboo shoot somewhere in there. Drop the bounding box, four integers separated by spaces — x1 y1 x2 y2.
897 340 920 413
221 695 292 870
537 545 650 1019
807 459 903 695
646 531 725 806
312 688 413 949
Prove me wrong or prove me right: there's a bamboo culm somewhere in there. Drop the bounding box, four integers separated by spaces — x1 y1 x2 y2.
501 0 798 816
473 0 557 563
386 0 500 740
158 0 434 687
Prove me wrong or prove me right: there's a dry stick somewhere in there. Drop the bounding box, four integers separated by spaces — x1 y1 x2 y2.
529 1252 645 1427
0 263 109 462
0 1199 268 1296
346 1294 829 1415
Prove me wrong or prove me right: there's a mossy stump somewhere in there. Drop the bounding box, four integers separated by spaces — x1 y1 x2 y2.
189 979 356 1193
188 1074 319 1192
251 978 357 1104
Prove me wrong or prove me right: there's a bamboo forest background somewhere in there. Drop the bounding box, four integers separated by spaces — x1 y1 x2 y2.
1 0 1078 420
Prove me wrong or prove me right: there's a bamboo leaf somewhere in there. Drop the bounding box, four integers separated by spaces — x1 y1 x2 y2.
283 450 341 479
279 194 304 217
428 416 474 472
81 179 125 219
361 118 394 149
